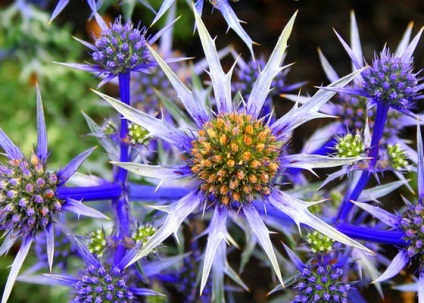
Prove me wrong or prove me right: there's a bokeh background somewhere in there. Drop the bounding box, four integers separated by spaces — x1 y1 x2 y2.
1 0 424 302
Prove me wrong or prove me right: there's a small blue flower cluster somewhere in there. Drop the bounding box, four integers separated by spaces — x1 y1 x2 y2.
361 49 419 110
92 18 150 76
292 264 349 303
73 265 135 303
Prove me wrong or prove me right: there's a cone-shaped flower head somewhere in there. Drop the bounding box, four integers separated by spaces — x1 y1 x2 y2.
0 153 61 238
291 258 350 303
73 264 137 302
191 112 280 205
59 10 175 87
361 49 420 110
92 17 151 76
0 88 106 303
285 245 351 303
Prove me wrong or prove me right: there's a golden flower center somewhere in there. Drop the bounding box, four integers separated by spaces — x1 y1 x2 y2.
190 112 280 205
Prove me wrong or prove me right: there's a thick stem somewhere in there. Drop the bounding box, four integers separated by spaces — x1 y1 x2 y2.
113 72 132 265
336 223 405 246
336 104 390 222
57 183 122 201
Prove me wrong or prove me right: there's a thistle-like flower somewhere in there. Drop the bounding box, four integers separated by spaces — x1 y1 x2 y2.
96 9 372 298
60 14 156 87
331 13 423 114
361 49 420 110
0 88 107 303
289 12 424 163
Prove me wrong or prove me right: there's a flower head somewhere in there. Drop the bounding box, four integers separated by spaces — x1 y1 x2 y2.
399 203 424 260
191 112 281 205
0 153 61 238
292 12 424 165
97 9 371 297
91 17 151 76
73 264 136 302
331 12 423 114
361 49 420 110
58 10 176 87
285 245 351 303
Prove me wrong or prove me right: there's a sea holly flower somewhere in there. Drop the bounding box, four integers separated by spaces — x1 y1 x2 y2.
58 7 181 87
0 88 108 303
329 12 424 114
317 12 424 222
351 125 424 302
60 15 151 87
95 9 372 297
288 12 424 162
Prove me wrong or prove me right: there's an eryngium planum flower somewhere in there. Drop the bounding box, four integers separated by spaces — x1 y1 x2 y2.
97 8 372 298
0 88 107 303
361 48 420 110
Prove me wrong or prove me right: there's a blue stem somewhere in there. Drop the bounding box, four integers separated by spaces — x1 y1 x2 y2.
336 104 390 222
115 72 131 184
129 184 191 201
113 72 132 264
336 223 405 246
57 183 122 201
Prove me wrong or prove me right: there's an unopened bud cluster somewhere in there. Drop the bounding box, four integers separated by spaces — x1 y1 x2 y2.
0 153 61 238
128 123 150 145
387 144 408 170
190 112 281 205
306 231 334 253
132 223 156 246
88 229 108 257
335 133 365 158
